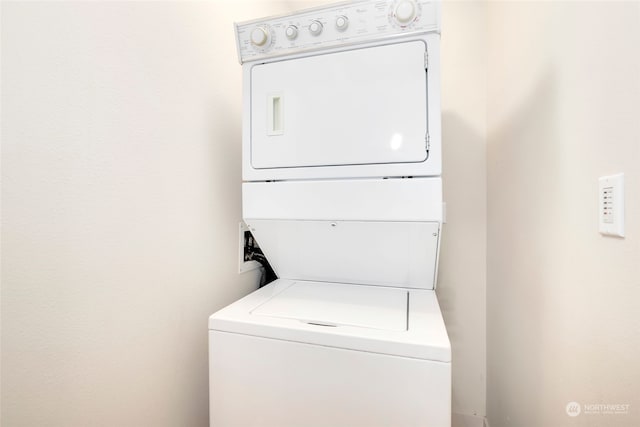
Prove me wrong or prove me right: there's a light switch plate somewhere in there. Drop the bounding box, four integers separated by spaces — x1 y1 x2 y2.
598 173 624 237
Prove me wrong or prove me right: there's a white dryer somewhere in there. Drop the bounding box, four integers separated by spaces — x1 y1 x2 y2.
210 1 450 426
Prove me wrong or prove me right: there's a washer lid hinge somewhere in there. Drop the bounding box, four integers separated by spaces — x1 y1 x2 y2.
425 133 430 151
424 50 429 69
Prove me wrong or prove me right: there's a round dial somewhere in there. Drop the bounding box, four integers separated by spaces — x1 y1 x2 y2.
309 20 323 36
335 15 349 32
250 26 270 47
393 0 417 25
285 25 298 40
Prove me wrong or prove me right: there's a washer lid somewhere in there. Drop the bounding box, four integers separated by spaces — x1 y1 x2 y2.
251 281 408 331
209 279 451 362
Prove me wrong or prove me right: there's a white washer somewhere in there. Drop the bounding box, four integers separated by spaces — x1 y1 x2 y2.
211 1 450 426
210 280 450 426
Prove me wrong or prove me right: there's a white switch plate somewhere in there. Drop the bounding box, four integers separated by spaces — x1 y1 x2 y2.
598 173 624 237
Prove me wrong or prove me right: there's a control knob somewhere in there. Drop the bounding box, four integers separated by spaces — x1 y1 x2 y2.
250 26 270 47
393 0 417 25
285 25 298 40
335 15 349 32
309 20 323 36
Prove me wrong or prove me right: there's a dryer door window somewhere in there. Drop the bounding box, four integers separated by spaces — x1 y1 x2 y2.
250 41 428 169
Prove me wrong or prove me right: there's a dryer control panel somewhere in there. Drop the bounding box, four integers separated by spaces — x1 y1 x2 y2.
235 0 440 63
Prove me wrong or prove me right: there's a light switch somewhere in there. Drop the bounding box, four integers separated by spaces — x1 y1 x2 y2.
598 173 624 237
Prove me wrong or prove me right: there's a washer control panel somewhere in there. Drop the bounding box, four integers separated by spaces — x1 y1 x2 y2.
235 0 440 63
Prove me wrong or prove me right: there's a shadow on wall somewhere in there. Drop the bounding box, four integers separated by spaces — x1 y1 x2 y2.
437 111 484 340
437 110 486 416
486 67 561 426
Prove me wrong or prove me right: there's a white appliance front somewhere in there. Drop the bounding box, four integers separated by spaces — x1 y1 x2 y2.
242 33 441 181
242 177 443 290
244 219 440 289
209 279 451 427
251 41 427 169
210 330 451 427
210 2 450 427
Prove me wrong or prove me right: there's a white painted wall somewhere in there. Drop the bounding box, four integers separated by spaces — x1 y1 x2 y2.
0 1 304 425
1 0 489 425
439 1 487 422
486 2 640 427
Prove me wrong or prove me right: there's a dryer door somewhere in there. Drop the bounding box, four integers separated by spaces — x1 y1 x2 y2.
250 41 428 169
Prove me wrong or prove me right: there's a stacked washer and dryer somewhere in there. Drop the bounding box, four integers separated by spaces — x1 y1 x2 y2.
209 1 450 426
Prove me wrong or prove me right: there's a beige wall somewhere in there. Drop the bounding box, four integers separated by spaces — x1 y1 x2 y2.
0 2 301 425
486 2 640 427
13 1 625 426
440 0 487 421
